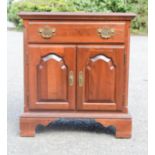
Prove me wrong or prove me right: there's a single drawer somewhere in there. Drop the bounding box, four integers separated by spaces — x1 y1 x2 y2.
27 21 126 43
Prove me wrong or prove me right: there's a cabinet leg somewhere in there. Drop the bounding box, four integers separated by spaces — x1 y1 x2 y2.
95 118 132 138
20 118 36 137
20 116 57 137
115 119 132 138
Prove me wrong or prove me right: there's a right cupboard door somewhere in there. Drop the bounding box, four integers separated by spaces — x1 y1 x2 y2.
77 45 125 111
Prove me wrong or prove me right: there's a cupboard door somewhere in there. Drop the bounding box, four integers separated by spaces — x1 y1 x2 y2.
77 45 125 111
27 45 76 110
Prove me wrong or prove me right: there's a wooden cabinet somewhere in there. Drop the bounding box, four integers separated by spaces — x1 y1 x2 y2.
19 12 135 138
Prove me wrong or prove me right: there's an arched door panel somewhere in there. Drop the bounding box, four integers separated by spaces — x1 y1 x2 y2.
37 54 68 101
28 45 76 110
77 45 124 111
85 54 115 102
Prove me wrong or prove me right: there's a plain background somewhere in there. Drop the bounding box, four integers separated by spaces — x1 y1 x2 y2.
0 0 153 155
0 1 7 155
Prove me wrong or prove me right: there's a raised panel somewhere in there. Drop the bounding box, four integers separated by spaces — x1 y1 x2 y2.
77 45 125 111
28 45 76 110
85 55 115 102
37 53 68 101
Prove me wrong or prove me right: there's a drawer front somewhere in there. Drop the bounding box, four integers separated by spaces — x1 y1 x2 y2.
27 21 126 43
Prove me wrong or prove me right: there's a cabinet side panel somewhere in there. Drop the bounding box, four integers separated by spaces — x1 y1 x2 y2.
124 21 131 108
23 20 29 112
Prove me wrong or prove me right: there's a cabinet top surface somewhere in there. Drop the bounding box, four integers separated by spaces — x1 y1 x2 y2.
19 12 136 21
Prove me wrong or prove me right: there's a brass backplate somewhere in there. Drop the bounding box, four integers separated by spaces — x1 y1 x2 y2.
38 26 56 39
97 27 115 39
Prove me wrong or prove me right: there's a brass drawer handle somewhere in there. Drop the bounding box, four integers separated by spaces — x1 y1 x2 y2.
38 26 56 39
79 71 84 87
97 28 115 39
69 71 74 86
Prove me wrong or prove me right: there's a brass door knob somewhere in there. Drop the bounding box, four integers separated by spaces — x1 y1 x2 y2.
38 26 56 39
97 28 115 39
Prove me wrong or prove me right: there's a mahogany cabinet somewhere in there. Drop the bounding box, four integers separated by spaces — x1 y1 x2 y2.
19 12 135 138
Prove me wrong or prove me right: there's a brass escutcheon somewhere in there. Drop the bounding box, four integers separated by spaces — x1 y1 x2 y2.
38 26 56 39
79 71 84 87
97 28 115 39
69 71 74 86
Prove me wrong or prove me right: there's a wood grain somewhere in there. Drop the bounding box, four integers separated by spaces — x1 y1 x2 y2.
20 112 131 138
77 45 125 111
27 21 126 43
28 45 76 110
19 12 136 21
37 53 68 100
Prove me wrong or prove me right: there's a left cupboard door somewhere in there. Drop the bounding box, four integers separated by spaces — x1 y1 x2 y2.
27 45 76 110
